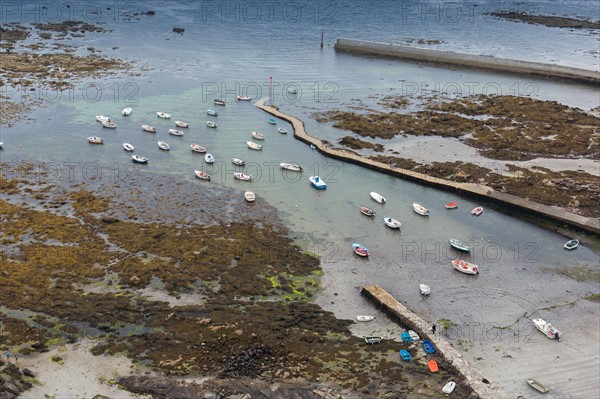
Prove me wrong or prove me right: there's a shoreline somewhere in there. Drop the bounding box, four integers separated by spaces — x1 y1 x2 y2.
253 98 600 236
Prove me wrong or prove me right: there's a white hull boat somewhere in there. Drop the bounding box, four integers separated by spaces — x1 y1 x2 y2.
190 144 207 153
471 206 484 216
232 157 246 166
451 259 479 275
287 87 297 94
87 136 103 144
564 239 579 250
169 128 184 136
157 111 171 119
419 284 430 295
122 143 134 152
175 120 189 128
142 125 156 133
370 192 386 203
251 131 265 140
356 315 375 322
277 127 288 134
95 115 110 123
247 141 262 150
237 95 251 101
244 191 256 202
449 239 472 252
122 107 132 116
384 217 401 229
132 155 148 164
408 330 420 341
532 318 561 341
194 170 211 181
234 172 252 181
280 163 303 172
206 121 217 128
157 141 170 151
205 153 214 163
214 99 226 106
413 202 429 216
442 381 456 394
309 176 327 189
526 378 550 393
207 109 218 116
102 121 117 128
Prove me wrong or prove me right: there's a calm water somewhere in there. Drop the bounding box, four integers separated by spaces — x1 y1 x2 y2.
1 1 598 285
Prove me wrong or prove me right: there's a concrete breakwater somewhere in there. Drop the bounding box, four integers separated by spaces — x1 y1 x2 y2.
361 285 503 399
334 38 600 84
253 98 600 236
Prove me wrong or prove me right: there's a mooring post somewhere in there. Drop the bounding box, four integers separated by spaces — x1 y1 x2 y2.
321 32 324 48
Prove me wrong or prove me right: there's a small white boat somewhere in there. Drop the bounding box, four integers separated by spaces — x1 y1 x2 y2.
247 141 262 150
102 121 117 128
214 99 226 106
156 111 171 119
277 127 288 134
309 176 327 189
87 136 103 144
96 115 110 123
287 87 297 94
449 239 472 252
157 141 170 151
564 239 579 250
122 107 132 116
190 144 207 153
370 192 386 204
122 143 134 152
526 378 550 393
408 330 420 341
532 318 561 341
413 202 429 216
194 170 211 181
356 315 375 322
471 206 484 216
451 259 479 275
251 131 265 140
244 190 256 202
237 95 251 101
232 157 246 166
169 128 184 136
142 125 156 133
206 121 217 128
131 155 148 164
383 217 401 229
205 153 214 164
0 142 3 148
442 381 456 394
175 120 189 128
234 172 252 181
280 163 303 172
420 284 430 295
207 109 218 116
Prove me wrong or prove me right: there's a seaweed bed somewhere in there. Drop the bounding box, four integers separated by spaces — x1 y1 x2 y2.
0 161 472 398
316 95 600 218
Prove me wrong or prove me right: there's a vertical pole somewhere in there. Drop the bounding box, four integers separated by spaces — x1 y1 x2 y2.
321 32 324 48
269 76 273 103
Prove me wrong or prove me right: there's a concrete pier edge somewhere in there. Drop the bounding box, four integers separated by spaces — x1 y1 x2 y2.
334 38 600 84
253 98 600 236
361 285 503 399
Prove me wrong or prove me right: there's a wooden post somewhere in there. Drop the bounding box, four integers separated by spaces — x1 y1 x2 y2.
321 32 324 48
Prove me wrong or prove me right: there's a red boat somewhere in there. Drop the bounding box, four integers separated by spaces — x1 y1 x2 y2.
360 205 375 217
352 243 369 257
190 144 207 153
445 202 458 209
471 206 483 216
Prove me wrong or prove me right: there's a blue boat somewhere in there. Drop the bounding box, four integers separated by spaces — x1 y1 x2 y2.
309 176 327 190
401 332 413 342
423 339 436 354
399 350 412 361
267 117 277 125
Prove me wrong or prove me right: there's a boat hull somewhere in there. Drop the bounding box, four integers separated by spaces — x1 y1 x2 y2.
309 176 327 189
451 260 479 275
370 192 386 203
384 217 401 229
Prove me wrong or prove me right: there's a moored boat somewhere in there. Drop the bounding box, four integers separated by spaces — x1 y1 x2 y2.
399 350 412 361
423 340 436 354
267 117 277 125
445 201 458 209
364 336 382 344
408 330 420 341
204 153 214 164
169 128 184 136
102 121 117 129
87 136 103 144
287 87 297 94
142 124 156 133
280 163 303 172
122 142 134 152
419 284 430 295
309 176 327 189
247 141 262 150
207 109 218 116
214 98 226 106
190 143 207 153
451 259 479 275
121 107 132 116
251 131 265 140
237 95 251 101
370 192 386 203
175 120 189 128
427 360 438 372
194 170 211 181
157 141 170 151
206 121 217 128
442 382 456 394
360 205 375 217
471 206 484 216
356 315 375 322
96 115 110 123
244 190 255 202
277 127 288 134
352 243 369 257
449 239 472 252
526 378 550 393
234 172 252 181
156 111 171 119
0 142 3 148
232 157 246 166
564 239 579 250
413 202 429 216
131 155 148 164
532 318 561 341
383 217 401 229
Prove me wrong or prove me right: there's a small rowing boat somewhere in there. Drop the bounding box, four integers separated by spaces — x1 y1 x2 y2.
413 202 429 216
247 141 262 150
214 99 226 106
156 111 171 119
102 121 117 128
280 163 303 172
194 170 210 181
451 259 479 275
175 120 189 128
356 315 375 322
131 155 148 164
157 141 170 151
237 95 251 101
364 336 382 344
122 143 134 152
526 378 550 393
370 192 386 203
204 153 214 164
244 190 255 202
449 239 472 252
96 115 110 123
383 217 401 229
360 206 375 217
309 176 327 189
267 117 277 125
277 127 288 134
190 143 207 153
471 206 483 216
142 125 156 133
234 172 252 181
87 136 103 144
169 128 184 136
232 157 246 166
122 107 132 116
352 243 369 257
251 131 265 140
419 284 430 295
445 201 458 209
206 121 217 128
442 381 456 394
564 239 579 250
207 109 218 116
